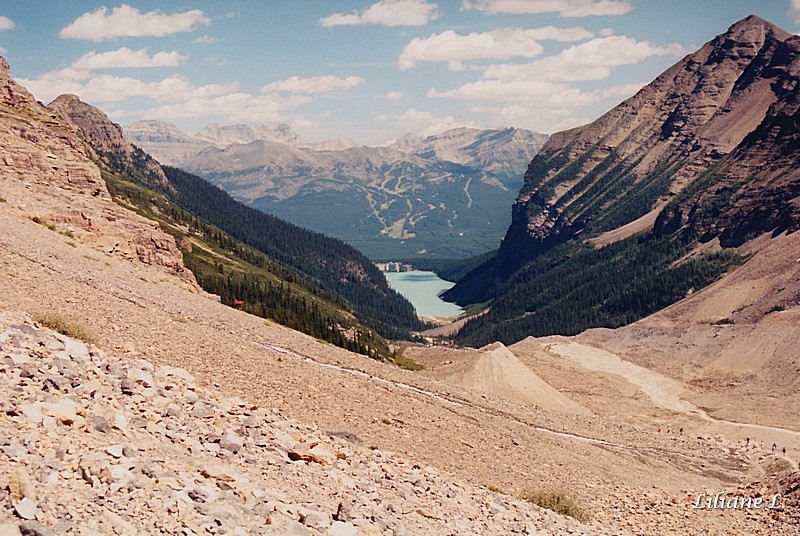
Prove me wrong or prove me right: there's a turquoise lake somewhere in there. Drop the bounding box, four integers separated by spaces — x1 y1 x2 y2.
384 271 464 320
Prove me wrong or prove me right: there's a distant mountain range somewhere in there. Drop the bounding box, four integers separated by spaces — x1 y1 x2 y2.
125 121 548 259
23 91 424 357
446 15 800 346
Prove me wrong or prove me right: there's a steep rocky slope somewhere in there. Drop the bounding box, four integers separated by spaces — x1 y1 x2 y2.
2 50 799 534
500 15 796 263
46 91 424 349
1 311 591 535
0 58 194 286
447 16 800 342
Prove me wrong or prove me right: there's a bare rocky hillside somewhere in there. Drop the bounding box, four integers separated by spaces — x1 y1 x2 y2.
1 41 798 536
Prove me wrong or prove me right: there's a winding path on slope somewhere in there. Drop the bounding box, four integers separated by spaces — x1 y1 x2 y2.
541 339 800 462
256 339 799 471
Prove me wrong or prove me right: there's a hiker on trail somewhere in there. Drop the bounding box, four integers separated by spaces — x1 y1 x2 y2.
782 447 786 456
772 443 777 455
746 437 750 447
658 426 661 433
679 427 683 436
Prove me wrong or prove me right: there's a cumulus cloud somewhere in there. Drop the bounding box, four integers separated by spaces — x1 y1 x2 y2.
398 26 593 70
60 4 210 42
320 0 439 27
19 67 237 105
139 93 312 123
261 75 364 94
462 0 632 17
599 82 646 98
0 16 15 31
384 91 404 100
376 108 474 137
425 33 682 132
72 48 187 70
483 36 683 82
789 0 800 24
293 118 321 128
428 80 597 109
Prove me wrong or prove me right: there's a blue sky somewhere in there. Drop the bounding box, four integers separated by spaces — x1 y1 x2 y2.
1 1 798 146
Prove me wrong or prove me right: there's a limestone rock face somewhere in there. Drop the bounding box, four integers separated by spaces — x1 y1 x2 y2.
0 58 105 197
123 120 208 166
0 56 196 286
48 94 170 192
449 15 800 299
391 126 549 179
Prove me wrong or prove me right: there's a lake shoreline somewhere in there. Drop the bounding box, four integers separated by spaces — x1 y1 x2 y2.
384 270 464 321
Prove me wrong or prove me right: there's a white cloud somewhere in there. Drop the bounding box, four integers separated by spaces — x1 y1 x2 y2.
789 0 800 24
293 118 321 128
0 16 15 31
428 79 597 108
19 67 236 105
483 61 610 82
60 4 210 42
384 91 404 100
72 48 187 70
398 26 593 70
425 33 682 132
539 35 683 70
139 93 312 123
320 0 439 27
193 35 219 44
261 75 364 94
462 0 632 17
483 36 683 82
489 102 593 133
376 108 474 137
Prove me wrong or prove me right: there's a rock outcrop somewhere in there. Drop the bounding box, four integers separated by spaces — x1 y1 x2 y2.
0 58 105 197
448 15 800 299
0 311 595 535
0 56 195 286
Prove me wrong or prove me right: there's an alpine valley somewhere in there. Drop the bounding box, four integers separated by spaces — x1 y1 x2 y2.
1 10 799 536
125 121 548 259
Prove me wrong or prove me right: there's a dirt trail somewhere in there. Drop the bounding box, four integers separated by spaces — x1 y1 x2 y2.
540 339 800 448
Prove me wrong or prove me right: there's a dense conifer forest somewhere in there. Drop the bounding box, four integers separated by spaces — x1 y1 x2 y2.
452 234 742 347
161 165 425 339
93 145 428 360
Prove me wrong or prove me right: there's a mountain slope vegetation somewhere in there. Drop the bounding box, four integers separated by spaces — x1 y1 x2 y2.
125 122 548 259
48 95 425 357
446 16 800 347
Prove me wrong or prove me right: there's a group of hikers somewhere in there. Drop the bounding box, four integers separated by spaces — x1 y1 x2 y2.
745 437 787 457
656 427 791 460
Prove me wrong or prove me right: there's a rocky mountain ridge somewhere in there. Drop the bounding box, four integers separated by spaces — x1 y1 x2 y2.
2 48 798 535
446 15 800 328
0 58 194 286
125 121 548 259
498 14 798 272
